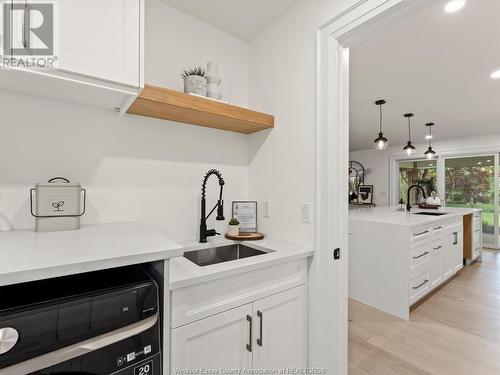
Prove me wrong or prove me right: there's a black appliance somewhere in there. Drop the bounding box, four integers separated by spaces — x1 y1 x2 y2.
0 266 161 375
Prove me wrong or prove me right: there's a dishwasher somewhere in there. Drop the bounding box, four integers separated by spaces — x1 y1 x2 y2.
0 265 161 375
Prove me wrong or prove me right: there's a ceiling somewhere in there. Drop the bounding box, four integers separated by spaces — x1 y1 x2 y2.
160 0 298 40
349 0 500 151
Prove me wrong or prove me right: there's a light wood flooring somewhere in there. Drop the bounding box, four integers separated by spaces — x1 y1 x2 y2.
349 250 500 375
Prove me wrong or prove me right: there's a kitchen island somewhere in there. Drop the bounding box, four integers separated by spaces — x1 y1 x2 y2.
349 206 482 320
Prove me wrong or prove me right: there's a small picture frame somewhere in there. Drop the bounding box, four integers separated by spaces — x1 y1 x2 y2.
232 201 257 233
357 185 374 204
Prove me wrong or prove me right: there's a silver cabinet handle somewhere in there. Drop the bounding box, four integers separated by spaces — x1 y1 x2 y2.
433 226 443 230
257 311 263 347
246 315 252 352
413 230 429 237
413 279 429 290
413 251 429 259
453 232 458 245
433 246 442 250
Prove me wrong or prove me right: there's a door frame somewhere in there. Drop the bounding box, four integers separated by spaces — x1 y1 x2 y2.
313 1 421 373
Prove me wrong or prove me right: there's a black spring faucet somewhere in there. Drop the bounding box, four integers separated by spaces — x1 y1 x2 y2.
406 184 427 211
199 169 225 243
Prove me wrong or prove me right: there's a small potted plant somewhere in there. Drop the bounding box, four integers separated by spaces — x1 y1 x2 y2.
181 66 207 96
228 218 240 236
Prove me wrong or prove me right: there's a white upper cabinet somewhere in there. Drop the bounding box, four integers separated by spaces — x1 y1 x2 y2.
0 0 143 110
57 0 141 87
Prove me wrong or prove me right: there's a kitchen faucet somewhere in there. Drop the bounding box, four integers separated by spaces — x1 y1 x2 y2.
406 185 427 211
199 169 225 243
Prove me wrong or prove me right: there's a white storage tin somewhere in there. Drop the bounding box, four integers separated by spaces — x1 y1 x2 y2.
30 177 86 232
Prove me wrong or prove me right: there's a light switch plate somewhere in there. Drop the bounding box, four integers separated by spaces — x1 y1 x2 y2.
262 201 270 218
301 202 312 223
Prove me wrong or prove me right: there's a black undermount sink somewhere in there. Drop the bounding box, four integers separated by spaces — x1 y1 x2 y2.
183 244 271 267
413 212 448 216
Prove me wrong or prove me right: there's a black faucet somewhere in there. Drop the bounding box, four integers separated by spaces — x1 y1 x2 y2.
406 184 427 211
199 169 225 243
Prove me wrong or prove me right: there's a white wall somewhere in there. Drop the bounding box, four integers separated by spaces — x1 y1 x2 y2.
350 134 500 207
248 0 359 248
0 0 250 241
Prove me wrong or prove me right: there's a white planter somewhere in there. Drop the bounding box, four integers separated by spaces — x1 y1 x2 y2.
184 75 207 96
228 224 240 236
206 61 222 99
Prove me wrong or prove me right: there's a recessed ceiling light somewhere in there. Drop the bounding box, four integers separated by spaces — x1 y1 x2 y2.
491 70 500 79
444 0 466 13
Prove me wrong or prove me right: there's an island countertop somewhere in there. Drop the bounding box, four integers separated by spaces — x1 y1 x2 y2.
349 206 481 227
0 222 184 287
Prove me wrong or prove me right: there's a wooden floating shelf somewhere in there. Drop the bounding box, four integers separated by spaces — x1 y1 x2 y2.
127 84 274 134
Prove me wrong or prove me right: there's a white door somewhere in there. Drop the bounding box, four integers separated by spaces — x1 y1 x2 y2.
442 233 454 280
430 237 443 288
452 229 463 272
57 0 141 86
252 286 307 369
171 304 253 372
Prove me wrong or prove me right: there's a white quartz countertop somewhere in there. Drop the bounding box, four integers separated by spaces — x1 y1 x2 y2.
169 237 314 290
0 222 184 286
349 206 481 226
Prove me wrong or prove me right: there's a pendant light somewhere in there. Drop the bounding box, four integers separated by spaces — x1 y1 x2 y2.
373 100 388 150
403 113 416 156
424 123 437 159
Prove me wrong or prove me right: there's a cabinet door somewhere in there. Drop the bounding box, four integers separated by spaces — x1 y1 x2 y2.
430 238 442 288
171 304 253 371
452 229 463 271
57 0 141 86
441 233 455 280
252 286 307 369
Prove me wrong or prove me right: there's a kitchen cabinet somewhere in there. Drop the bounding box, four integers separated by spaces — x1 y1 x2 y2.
349 212 466 320
171 286 306 371
57 0 141 87
429 236 443 288
170 304 253 370
252 286 307 369
170 259 308 371
0 0 143 110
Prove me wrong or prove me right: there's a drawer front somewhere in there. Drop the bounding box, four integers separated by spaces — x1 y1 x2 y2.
410 270 430 303
410 243 431 270
171 259 307 328
411 227 431 243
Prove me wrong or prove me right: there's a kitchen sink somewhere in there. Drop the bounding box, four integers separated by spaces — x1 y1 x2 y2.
413 212 448 216
183 244 271 267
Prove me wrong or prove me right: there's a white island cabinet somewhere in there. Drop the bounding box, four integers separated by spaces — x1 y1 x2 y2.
349 207 479 320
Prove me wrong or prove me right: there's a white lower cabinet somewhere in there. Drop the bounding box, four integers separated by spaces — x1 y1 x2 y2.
170 304 253 370
253 286 307 369
171 286 307 371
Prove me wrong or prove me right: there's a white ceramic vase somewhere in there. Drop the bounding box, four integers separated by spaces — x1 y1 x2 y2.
228 224 240 236
184 75 207 96
206 61 222 99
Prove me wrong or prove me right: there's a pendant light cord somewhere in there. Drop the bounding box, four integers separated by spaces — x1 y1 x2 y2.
379 104 383 133
408 118 411 141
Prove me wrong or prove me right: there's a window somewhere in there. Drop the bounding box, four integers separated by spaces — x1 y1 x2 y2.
445 155 495 246
399 160 437 203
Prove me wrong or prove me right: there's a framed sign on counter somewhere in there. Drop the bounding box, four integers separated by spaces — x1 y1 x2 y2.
232 201 257 233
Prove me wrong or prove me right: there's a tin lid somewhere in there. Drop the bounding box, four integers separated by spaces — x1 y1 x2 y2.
35 177 81 188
